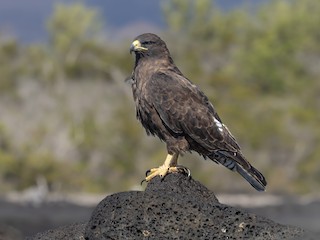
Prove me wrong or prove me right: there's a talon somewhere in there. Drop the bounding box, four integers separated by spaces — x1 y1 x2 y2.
141 179 147 185
145 169 151 176
176 165 191 177
186 168 191 178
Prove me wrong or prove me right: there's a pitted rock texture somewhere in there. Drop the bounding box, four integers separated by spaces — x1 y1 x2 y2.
26 222 86 240
84 173 306 240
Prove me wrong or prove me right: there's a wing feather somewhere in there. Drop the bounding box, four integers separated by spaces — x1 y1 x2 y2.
143 69 266 191
146 71 238 152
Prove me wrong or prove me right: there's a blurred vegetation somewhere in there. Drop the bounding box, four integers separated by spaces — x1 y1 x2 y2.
0 0 319 194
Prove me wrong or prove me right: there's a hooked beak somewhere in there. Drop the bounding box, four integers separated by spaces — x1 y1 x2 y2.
130 40 148 54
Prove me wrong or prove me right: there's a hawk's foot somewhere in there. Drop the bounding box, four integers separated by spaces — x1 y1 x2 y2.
143 165 191 183
141 153 190 184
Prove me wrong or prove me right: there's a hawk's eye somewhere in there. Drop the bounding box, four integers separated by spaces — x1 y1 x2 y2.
143 41 156 45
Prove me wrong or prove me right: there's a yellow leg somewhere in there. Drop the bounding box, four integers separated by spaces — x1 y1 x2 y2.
145 153 180 182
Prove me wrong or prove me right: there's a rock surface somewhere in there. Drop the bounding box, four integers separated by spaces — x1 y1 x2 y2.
85 173 306 240
26 222 86 240
28 173 316 239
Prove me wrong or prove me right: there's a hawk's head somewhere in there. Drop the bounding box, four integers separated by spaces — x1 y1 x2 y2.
130 33 169 59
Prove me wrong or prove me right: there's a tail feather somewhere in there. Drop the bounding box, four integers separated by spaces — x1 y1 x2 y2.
208 150 267 191
235 163 267 191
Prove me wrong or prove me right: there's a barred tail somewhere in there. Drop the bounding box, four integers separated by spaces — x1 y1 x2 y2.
208 150 267 191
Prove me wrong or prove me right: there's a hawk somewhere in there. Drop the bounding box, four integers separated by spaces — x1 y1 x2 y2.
129 33 267 191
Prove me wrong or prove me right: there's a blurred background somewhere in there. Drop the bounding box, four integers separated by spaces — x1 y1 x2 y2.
0 0 319 238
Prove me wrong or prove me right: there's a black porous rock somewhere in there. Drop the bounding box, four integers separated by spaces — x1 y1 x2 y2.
26 222 86 240
84 173 308 240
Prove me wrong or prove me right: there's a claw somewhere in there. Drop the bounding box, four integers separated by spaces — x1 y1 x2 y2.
145 169 151 177
186 168 191 178
141 178 147 185
176 165 191 177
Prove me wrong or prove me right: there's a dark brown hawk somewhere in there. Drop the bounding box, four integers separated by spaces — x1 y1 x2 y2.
129 33 267 191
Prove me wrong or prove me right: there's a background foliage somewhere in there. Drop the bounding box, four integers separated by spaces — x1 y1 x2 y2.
0 0 319 194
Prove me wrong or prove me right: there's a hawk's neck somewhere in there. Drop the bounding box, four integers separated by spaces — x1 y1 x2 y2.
134 56 181 80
